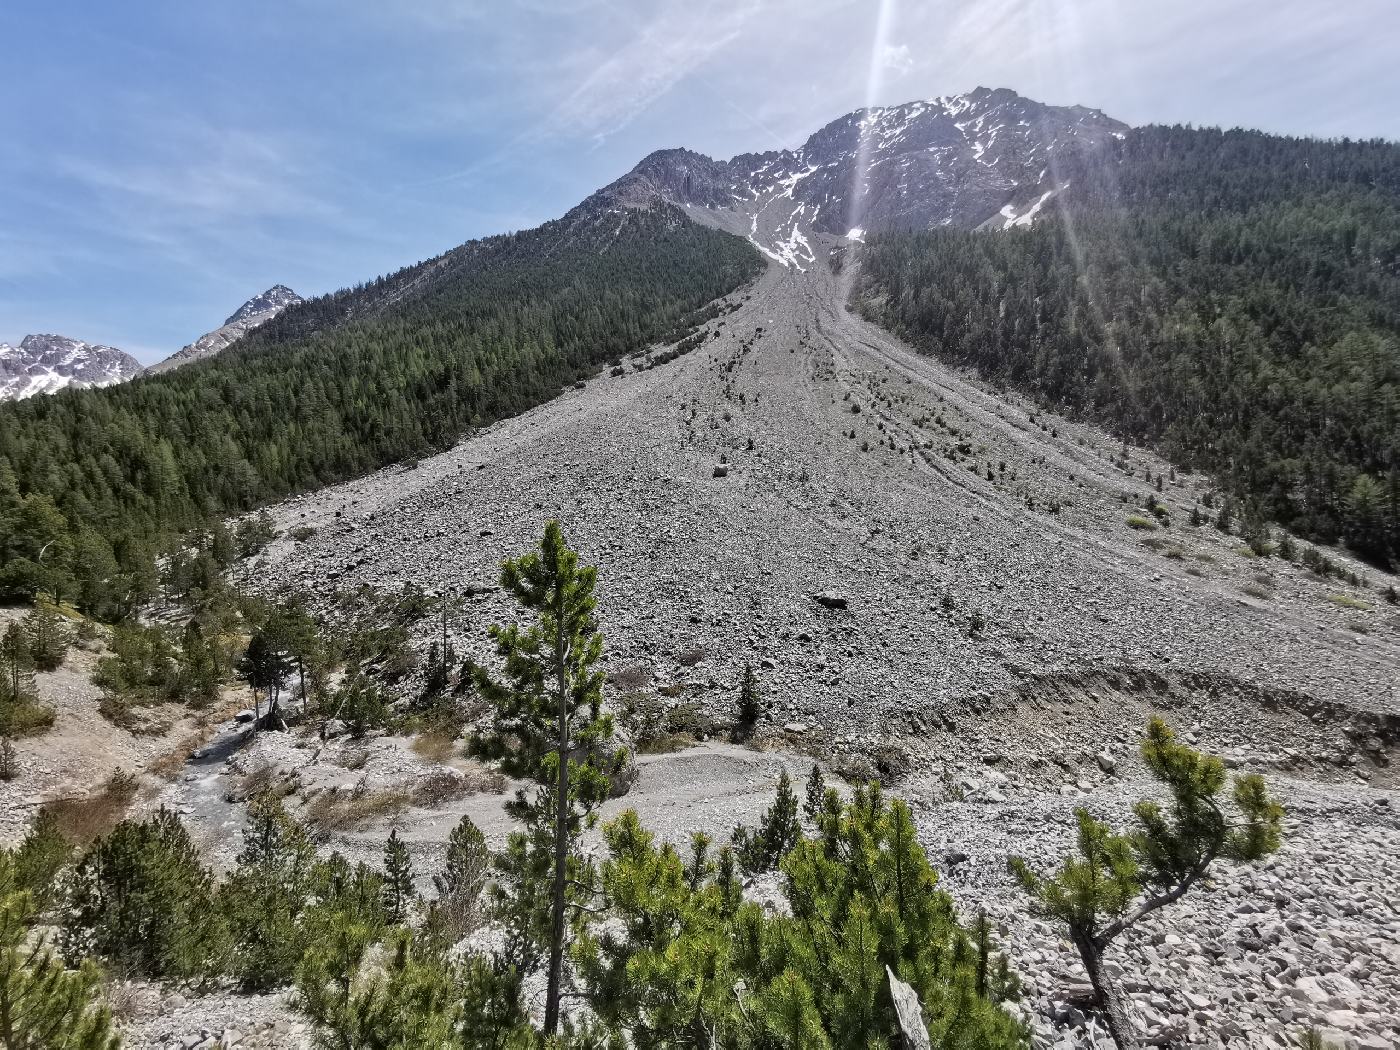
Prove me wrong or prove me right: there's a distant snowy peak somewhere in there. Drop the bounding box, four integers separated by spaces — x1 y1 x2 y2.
0 334 143 401
149 285 303 374
581 86 1128 268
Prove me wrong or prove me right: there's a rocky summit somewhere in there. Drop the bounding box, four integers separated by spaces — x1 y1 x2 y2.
0 333 143 400
148 285 303 374
582 86 1126 265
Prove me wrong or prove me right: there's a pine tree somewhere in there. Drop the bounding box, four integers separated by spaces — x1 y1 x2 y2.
12 809 72 913
219 794 319 988
236 625 294 729
431 815 489 941
733 769 801 874
468 520 625 1035
0 853 118 1050
732 661 761 742
803 762 827 825
21 600 69 672
62 808 222 979
1 622 34 705
1012 718 1284 1048
382 829 416 926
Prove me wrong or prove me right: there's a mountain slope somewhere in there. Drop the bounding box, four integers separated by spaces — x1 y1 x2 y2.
0 334 143 401
853 125 1400 564
581 86 1126 266
0 204 761 611
149 285 303 374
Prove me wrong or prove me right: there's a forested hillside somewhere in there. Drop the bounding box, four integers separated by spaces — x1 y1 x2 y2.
0 205 761 616
854 126 1400 565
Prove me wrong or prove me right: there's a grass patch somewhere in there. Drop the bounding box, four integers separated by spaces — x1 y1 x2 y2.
228 763 296 803
1240 583 1273 600
1125 515 1157 531
409 767 507 807
411 730 457 765
1329 593 1369 611
43 770 139 845
608 664 654 691
303 786 412 838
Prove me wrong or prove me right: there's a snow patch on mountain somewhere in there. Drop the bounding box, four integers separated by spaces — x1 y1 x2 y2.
580 86 1128 267
0 335 143 401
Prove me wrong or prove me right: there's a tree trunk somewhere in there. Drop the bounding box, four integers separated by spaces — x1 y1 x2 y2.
1075 933 1134 1049
543 607 570 1035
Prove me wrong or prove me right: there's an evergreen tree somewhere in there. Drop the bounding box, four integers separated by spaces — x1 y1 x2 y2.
432 815 490 942
382 829 416 926
577 790 1025 1047
62 807 222 979
1011 718 1284 1048
732 662 762 743
732 769 801 875
219 794 319 988
12 809 72 913
468 520 625 1035
236 625 294 729
1 622 34 706
803 762 827 825
21 600 69 672
0 853 118 1050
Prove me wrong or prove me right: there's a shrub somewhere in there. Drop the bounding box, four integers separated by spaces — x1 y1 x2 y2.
61 808 222 979
1125 515 1157 531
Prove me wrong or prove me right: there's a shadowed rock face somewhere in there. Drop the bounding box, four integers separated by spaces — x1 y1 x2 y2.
0 333 143 400
578 87 1128 265
148 284 303 374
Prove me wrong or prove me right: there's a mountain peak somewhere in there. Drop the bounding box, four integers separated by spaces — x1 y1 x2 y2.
581 88 1128 269
0 333 142 401
148 285 304 374
225 285 302 327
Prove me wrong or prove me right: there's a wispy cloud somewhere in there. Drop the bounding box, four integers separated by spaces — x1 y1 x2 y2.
545 0 762 143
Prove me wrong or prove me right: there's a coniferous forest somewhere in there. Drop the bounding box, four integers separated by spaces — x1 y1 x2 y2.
0 205 762 616
854 126 1400 566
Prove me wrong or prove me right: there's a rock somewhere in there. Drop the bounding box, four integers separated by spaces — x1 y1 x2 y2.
713 464 729 478
812 591 849 610
1095 750 1116 774
887 966 932 1050
322 719 347 738
233 709 256 724
784 722 808 734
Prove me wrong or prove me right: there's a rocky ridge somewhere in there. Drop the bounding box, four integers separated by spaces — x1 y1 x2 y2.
581 86 1126 266
0 333 143 400
148 285 302 374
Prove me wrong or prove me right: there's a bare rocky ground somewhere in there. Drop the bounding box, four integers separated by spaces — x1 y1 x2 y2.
12 250 1400 1047
219 249 1396 1048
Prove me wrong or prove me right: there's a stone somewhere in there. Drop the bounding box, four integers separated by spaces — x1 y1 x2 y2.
887 966 932 1050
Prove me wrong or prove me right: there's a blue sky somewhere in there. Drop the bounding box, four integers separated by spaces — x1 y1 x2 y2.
3 0 1397 363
